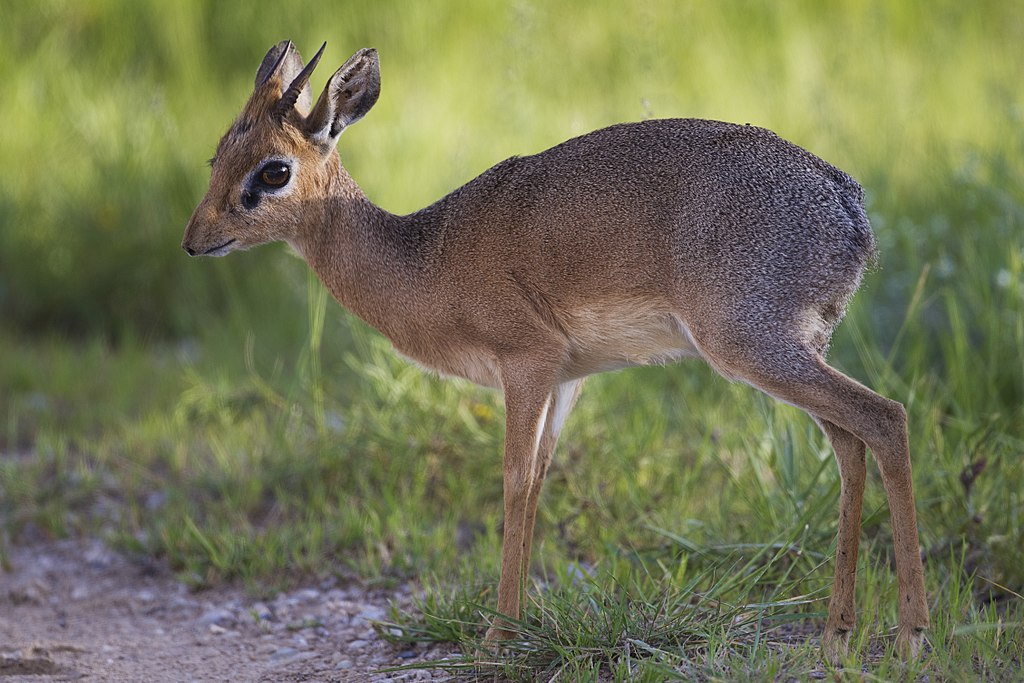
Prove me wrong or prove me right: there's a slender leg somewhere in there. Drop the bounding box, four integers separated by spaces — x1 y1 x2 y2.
699 331 930 660
818 419 867 663
521 379 585 576
484 369 555 643
862 401 929 658
765 362 929 659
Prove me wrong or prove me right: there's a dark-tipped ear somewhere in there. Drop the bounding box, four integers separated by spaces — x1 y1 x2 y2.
305 48 380 150
254 40 317 116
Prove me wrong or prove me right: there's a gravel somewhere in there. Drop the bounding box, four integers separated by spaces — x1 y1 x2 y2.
0 539 463 681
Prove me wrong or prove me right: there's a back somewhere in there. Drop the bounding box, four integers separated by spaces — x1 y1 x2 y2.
429 119 874 337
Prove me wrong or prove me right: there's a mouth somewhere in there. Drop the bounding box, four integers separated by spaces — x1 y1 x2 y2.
202 239 237 256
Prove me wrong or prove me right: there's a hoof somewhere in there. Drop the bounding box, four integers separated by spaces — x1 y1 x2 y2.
483 625 513 644
820 627 851 666
895 627 926 660
475 625 514 661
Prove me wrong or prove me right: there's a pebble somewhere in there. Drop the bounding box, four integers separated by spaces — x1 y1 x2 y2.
297 588 321 600
358 605 385 621
8 579 48 605
198 608 236 627
84 544 114 569
170 595 194 609
250 602 273 621
269 647 299 661
145 490 167 511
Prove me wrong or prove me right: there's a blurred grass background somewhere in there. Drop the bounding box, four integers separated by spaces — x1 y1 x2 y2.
1 0 1022 677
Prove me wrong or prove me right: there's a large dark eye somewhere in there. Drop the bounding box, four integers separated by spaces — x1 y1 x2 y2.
258 162 290 188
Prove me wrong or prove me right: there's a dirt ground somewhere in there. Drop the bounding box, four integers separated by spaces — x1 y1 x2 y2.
0 539 460 682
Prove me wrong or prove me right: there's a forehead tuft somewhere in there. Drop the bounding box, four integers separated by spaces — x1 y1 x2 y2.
211 118 259 168
210 112 308 170
231 118 255 137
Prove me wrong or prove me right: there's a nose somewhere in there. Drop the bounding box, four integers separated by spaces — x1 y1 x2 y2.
182 243 198 256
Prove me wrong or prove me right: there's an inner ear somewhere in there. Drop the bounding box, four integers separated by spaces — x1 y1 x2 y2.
305 48 380 147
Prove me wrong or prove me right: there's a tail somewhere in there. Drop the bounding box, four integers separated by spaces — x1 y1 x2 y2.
810 159 877 351
819 159 877 270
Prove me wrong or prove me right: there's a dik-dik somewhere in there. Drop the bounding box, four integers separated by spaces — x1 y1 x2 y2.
182 41 928 660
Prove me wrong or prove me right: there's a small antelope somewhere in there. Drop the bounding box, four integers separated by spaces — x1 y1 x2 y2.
182 41 928 660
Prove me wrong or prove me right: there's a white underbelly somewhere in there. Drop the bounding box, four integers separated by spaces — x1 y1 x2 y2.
393 301 702 388
562 304 702 379
398 345 504 389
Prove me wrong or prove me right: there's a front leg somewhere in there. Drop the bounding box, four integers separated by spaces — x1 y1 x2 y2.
484 368 555 644
521 379 585 577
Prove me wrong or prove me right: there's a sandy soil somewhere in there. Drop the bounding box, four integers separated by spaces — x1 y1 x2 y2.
0 539 460 682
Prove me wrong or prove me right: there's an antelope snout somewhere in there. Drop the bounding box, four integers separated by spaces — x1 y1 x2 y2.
181 223 202 257
181 201 217 257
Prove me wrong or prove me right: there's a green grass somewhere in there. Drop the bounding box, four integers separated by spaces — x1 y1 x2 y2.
2 0 1023 679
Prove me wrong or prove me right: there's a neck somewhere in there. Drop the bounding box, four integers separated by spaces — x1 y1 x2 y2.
287 157 435 341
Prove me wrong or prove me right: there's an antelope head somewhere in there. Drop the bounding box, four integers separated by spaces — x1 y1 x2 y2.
182 41 380 257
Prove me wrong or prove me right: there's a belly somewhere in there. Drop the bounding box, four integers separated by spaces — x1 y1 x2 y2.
395 343 504 389
390 299 700 388
561 302 701 379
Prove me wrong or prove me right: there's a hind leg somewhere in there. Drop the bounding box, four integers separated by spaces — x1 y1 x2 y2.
695 331 928 659
817 419 866 663
763 361 927 658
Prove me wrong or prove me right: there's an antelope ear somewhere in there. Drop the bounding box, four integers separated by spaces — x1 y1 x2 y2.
305 48 380 150
254 40 320 117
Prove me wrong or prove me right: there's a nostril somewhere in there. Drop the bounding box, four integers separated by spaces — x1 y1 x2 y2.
183 244 197 256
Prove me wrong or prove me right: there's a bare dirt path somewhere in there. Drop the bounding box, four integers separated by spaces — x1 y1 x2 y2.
0 540 459 682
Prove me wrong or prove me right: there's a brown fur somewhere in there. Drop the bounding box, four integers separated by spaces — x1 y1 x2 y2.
182 42 929 662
